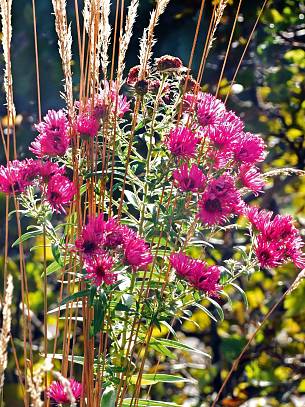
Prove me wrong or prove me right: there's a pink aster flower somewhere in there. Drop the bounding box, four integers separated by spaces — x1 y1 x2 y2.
104 218 135 248
123 237 153 270
196 93 226 128
232 132 266 164
170 253 220 296
76 113 100 138
25 160 65 183
84 255 116 286
30 110 70 157
170 252 200 279
223 110 244 133
0 160 32 194
101 81 130 118
198 174 244 226
255 236 286 269
75 214 105 258
207 123 240 152
239 164 265 195
246 207 305 269
173 163 206 192
46 174 75 213
166 127 199 158
47 378 82 404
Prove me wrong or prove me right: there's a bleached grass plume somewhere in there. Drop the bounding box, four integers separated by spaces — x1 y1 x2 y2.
117 0 139 86
27 358 53 407
0 274 13 391
207 0 229 54
100 0 112 78
138 0 171 78
52 0 74 116
0 0 15 117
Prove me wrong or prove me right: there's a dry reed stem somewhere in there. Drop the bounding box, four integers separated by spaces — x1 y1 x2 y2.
0 274 13 391
27 358 53 407
52 0 74 117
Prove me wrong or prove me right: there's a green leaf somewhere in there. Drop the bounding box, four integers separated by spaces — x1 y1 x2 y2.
122 400 182 407
61 289 91 306
194 303 217 322
45 261 62 276
149 342 177 360
230 283 249 309
12 229 42 247
130 374 195 385
154 338 210 358
100 386 117 407
92 292 107 336
124 190 140 208
48 354 84 365
51 243 63 266
206 297 224 321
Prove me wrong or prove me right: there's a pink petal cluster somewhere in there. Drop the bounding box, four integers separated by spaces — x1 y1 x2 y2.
30 110 70 157
46 174 76 213
173 163 206 192
170 252 221 296
76 113 100 138
239 164 265 195
75 215 153 286
47 378 82 404
198 174 244 226
246 207 305 269
0 160 32 194
166 127 200 158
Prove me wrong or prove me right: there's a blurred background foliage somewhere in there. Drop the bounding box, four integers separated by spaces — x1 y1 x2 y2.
1 0 305 406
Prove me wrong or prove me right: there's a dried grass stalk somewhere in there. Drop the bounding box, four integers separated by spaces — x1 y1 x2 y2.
52 0 74 116
264 168 305 178
138 0 171 78
27 358 53 407
117 0 139 86
206 0 229 55
0 0 15 117
99 0 111 78
0 274 13 391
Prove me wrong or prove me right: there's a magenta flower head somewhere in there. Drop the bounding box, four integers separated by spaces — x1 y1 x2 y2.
104 218 135 249
198 174 244 226
170 253 220 296
75 214 105 258
166 127 199 159
76 113 100 138
84 254 116 286
232 132 266 164
123 237 153 270
30 110 70 157
196 92 226 128
239 164 265 196
0 160 32 194
46 174 76 213
173 163 206 192
207 123 240 152
47 378 82 404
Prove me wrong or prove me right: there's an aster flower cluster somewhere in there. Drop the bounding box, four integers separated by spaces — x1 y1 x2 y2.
170 253 221 296
246 207 305 269
0 158 75 213
75 215 153 286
